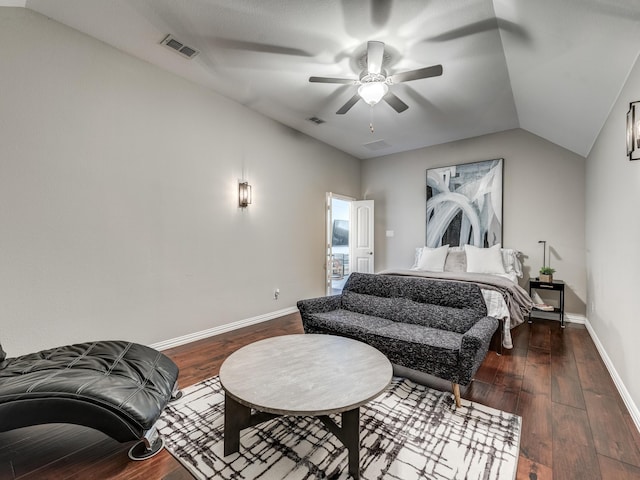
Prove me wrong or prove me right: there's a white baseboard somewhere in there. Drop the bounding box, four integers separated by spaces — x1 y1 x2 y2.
584 318 640 435
149 306 299 351
565 313 586 324
528 311 585 324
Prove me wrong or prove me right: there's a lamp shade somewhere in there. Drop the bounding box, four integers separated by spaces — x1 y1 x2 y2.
358 81 388 106
238 181 252 208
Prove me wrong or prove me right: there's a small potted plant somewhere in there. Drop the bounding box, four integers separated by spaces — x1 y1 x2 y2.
539 266 555 283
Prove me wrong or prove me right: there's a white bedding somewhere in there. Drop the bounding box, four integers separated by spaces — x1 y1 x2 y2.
481 289 514 348
478 271 517 348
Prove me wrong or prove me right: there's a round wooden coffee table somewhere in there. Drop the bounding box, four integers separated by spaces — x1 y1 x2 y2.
219 334 392 479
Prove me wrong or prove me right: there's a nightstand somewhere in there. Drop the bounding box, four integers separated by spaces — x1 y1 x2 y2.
528 279 565 328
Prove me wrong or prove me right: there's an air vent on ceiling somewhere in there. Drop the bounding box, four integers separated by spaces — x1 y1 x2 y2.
363 139 391 151
161 34 200 59
307 116 326 125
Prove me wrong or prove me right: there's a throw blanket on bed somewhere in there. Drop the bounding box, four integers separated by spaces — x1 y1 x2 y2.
379 269 533 328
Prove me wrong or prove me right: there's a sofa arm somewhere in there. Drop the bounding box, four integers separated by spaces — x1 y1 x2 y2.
458 316 499 385
297 295 342 316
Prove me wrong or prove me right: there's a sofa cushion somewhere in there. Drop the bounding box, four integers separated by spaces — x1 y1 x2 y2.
374 323 461 376
343 273 486 314
341 291 399 323
303 310 463 374
342 291 481 334
305 310 394 338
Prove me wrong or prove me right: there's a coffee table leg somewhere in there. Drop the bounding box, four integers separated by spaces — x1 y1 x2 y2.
342 407 360 479
224 393 250 456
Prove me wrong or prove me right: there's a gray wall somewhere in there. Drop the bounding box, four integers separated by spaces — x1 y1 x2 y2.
361 128 587 316
586 52 640 413
0 8 360 356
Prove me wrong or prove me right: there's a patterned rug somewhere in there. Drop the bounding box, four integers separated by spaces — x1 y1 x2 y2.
157 376 521 480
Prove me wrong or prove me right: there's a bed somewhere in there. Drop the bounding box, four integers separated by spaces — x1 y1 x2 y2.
380 244 533 349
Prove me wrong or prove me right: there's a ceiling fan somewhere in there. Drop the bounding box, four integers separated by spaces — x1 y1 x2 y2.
309 41 443 115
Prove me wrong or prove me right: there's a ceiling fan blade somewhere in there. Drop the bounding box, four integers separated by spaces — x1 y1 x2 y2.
390 64 443 83
383 92 409 113
371 0 393 27
309 76 356 84
366 41 385 74
336 94 361 114
212 37 314 57
425 18 529 43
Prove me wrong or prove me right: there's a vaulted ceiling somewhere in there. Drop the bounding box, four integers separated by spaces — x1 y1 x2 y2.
16 0 640 159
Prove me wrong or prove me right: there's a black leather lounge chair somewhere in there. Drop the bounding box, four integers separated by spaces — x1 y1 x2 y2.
0 340 180 460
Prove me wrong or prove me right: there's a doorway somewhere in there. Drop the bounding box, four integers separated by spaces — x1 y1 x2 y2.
327 195 351 295
326 194 374 295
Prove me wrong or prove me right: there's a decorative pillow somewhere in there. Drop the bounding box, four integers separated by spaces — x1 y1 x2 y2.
0 343 6 363
414 244 523 276
414 245 449 272
412 247 422 268
465 244 506 274
501 249 523 277
443 250 467 272
412 246 447 268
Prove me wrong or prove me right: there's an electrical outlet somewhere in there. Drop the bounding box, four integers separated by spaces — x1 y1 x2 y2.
274 288 280 300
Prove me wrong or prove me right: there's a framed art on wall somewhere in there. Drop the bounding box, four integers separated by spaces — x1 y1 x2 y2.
426 158 503 248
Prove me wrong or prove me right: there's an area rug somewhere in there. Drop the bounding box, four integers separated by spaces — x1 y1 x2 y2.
157 376 521 480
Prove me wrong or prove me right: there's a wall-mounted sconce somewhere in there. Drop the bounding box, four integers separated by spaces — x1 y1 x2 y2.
627 101 640 160
238 181 252 208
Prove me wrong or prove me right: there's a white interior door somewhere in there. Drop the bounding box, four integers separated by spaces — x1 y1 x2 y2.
350 200 375 274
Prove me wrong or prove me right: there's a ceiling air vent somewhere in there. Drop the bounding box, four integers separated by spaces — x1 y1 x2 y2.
161 34 200 59
307 116 326 125
363 140 391 151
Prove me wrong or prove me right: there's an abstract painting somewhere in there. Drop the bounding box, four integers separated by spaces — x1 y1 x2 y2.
426 158 503 247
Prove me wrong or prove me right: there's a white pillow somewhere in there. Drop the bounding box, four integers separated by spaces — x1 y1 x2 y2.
414 245 449 272
412 247 423 268
464 244 506 274
501 248 523 277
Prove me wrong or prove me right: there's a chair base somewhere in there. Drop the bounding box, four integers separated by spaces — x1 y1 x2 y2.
128 436 165 461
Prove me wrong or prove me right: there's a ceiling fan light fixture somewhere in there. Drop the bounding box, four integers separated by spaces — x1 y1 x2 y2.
358 81 388 106
310 41 443 115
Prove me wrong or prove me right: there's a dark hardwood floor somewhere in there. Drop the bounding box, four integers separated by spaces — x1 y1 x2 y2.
1 314 639 479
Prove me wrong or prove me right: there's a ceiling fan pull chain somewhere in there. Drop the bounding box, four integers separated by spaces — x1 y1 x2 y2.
369 105 375 134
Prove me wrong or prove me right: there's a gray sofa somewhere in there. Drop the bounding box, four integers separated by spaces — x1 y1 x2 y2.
297 272 499 407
